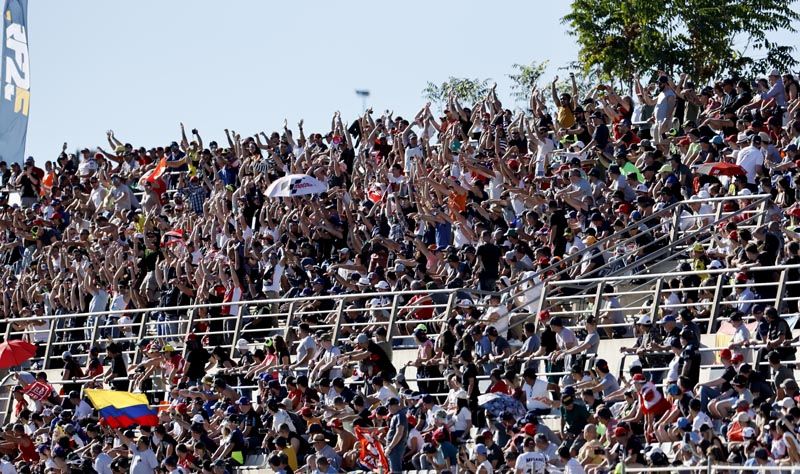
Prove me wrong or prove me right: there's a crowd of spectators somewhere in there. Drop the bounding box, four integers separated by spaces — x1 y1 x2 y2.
1 67 800 474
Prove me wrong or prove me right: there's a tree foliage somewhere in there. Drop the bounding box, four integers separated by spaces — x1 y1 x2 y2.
422 77 490 108
563 0 800 83
507 61 549 104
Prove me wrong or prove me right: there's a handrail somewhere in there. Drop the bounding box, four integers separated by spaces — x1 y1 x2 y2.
504 195 769 318
502 193 769 299
505 194 771 334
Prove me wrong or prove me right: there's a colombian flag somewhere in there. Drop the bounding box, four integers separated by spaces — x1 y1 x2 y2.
84 389 158 428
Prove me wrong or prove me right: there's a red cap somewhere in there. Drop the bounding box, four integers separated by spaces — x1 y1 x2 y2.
330 418 343 429
300 407 313 417
720 349 733 360
632 374 646 383
728 230 739 241
789 207 800 218
735 272 748 283
433 429 447 442
175 403 188 414
538 310 550 322
406 415 417 427
614 426 629 437
537 257 550 266
731 353 744 363
523 423 536 435
617 203 632 215
482 430 493 438
508 159 520 170
725 134 737 143
678 137 691 146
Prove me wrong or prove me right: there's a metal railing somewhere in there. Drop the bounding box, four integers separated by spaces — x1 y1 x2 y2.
540 264 800 332
504 194 771 335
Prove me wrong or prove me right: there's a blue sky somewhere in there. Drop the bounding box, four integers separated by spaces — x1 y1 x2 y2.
23 1 799 163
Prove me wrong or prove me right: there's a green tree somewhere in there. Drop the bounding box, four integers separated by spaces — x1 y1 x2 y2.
563 0 799 83
507 61 549 104
422 77 490 109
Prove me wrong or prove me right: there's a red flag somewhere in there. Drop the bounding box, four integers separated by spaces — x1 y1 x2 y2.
23 382 52 401
354 426 389 473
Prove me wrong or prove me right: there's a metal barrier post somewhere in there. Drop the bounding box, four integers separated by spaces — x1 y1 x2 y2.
669 207 682 243
283 301 296 340
774 268 788 313
229 304 247 358
590 283 604 319
649 278 664 320
385 294 401 341
707 275 726 334
756 199 767 227
331 299 347 344
41 318 59 369
134 310 149 365
88 314 103 352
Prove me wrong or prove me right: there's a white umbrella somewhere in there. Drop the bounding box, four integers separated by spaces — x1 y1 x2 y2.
264 174 328 198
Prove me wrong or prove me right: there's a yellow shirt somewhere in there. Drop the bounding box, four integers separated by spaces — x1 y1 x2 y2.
557 106 576 129
282 446 298 470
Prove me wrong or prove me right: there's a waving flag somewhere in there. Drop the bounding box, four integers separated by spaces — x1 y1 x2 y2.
84 389 158 428
354 426 388 473
0 0 30 164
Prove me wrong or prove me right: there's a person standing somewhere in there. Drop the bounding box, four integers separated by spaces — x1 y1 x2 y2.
384 397 408 474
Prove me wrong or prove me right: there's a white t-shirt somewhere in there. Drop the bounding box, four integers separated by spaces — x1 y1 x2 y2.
404 146 423 174
564 458 585 474
375 386 394 404
736 146 763 184
523 378 550 411
0 459 17 474
128 445 159 474
483 305 510 338
515 451 548 474
534 137 556 177
453 406 472 431
692 410 711 432
296 335 316 365
667 355 681 383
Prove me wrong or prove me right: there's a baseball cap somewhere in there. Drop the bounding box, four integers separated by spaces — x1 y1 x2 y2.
659 315 676 324
636 315 652 325
474 444 488 456
677 417 691 430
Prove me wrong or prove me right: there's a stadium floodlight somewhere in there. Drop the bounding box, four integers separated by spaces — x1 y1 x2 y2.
355 89 370 111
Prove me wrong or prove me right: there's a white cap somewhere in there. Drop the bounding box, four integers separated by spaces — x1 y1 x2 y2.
743 427 756 438
376 281 390 290
769 69 780 76
191 414 205 424
457 299 473 308
637 315 653 325
357 277 370 286
236 339 249 350
708 260 723 269
781 397 796 409
739 189 752 196
368 298 384 308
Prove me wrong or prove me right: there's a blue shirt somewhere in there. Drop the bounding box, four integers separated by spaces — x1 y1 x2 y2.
434 222 452 248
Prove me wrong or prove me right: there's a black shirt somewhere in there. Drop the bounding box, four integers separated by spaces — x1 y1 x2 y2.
366 341 395 379
476 243 501 279
185 348 211 381
462 362 479 400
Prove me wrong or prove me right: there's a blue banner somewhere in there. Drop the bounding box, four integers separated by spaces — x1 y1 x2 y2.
0 0 29 165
